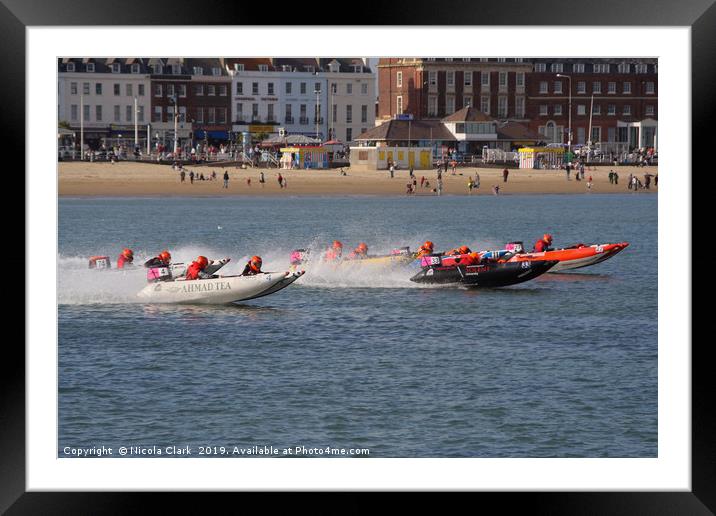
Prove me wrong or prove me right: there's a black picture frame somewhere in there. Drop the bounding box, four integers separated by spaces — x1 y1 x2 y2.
4 1 711 512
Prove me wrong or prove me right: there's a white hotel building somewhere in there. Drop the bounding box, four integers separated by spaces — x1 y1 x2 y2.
224 58 375 144
57 58 152 148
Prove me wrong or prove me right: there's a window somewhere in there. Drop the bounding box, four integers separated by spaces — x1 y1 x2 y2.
267 104 274 122
397 71 403 87
70 104 78 120
607 104 616 115
113 105 120 121
396 96 403 114
361 83 368 95
497 57 506 63
207 107 215 124
219 85 227 96
300 82 307 94
152 64 163 74
463 96 472 108
352 65 362 73
195 107 203 123
426 57 436 61
166 84 174 97
208 85 215 96
95 105 102 121
446 71 455 88
138 105 144 122
284 104 293 123
446 95 455 114
153 106 162 122
608 127 616 142
577 104 586 115
623 82 632 94
285 82 292 95
315 82 321 93
645 105 655 116
573 63 585 73
577 81 586 94
83 104 90 121
464 71 472 86
346 105 352 123
172 64 181 75
235 82 242 95
592 81 602 94
481 72 490 87
268 82 274 95
111 63 120 73
95 83 102 95
428 96 437 116
252 82 258 95
577 127 585 144
126 83 133 96
346 83 352 94
479 58 488 62
646 82 655 94
608 82 616 94
535 63 546 72
445 58 453 62
332 103 337 123
554 81 562 94
497 96 507 117
623 105 632 116
66 62 75 72
218 108 226 123
138 84 145 96
131 63 140 74
593 104 601 115
498 72 507 90
515 96 525 117
481 95 490 114
361 105 368 123
635 63 648 74
83 82 90 95
593 63 610 73
154 84 162 97
554 104 563 116
346 128 352 142
428 71 437 88
551 63 563 73
212 67 221 76
126 105 132 122
195 84 204 96
236 103 243 121
539 104 548 116
234 64 244 72
539 81 548 93
86 63 95 72
70 82 77 95
178 84 186 97
463 58 471 62
591 127 601 143
617 62 631 73
252 104 259 119
178 106 186 122
516 72 525 88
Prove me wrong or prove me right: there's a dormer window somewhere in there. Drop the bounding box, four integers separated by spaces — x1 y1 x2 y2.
258 64 269 72
352 65 362 73
497 58 506 62
66 62 75 72
111 63 120 73
131 63 140 74
305 66 315 73
86 63 95 72
172 64 182 74
193 67 203 75
445 58 453 62
152 64 163 74
283 65 292 72
212 67 221 76
234 63 244 72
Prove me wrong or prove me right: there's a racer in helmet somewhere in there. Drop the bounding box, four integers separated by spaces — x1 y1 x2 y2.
533 234 554 253
117 248 134 269
241 256 263 276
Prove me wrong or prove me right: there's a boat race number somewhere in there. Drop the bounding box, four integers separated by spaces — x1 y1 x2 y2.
595 245 604 253
521 261 531 269
428 256 440 265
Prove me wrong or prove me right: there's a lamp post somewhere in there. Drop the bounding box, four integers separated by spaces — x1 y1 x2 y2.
556 74 572 153
314 88 321 142
134 96 139 149
171 94 179 155
80 92 84 160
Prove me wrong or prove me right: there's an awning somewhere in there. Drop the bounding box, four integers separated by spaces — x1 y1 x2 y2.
194 130 228 139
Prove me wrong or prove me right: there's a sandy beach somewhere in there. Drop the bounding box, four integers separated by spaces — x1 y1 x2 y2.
58 161 658 197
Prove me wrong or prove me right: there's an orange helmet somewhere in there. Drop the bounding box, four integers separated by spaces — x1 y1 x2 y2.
196 255 208 268
250 256 262 270
358 242 368 251
333 240 343 249
122 248 133 259
543 234 553 243
423 241 434 250
159 250 172 262
459 245 470 254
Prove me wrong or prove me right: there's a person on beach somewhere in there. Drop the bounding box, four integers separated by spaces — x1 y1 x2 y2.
223 170 229 188
416 241 435 258
144 250 172 268
117 248 134 269
189 171 194 184
199 172 205 181
246 177 251 187
474 173 480 189
420 176 425 188
493 185 500 195
259 171 266 186
277 173 284 188
211 170 216 181
436 178 443 196
566 163 571 180
533 234 553 252
324 241 343 261
608 170 614 184
424 180 431 189
587 176 593 190
503 168 509 182
450 160 457 175
282 176 288 188
185 256 212 280
406 182 413 195
180 170 186 183
468 177 474 194
347 243 369 260
409 166 414 179
644 173 652 189
614 171 619 185
628 173 633 189
241 256 263 276
389 163 395 178
654 174 658 186
412 178 417 191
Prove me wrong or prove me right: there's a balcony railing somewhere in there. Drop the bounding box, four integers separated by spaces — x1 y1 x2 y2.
313 117 324 124
299 117 309 125
285 116 294 124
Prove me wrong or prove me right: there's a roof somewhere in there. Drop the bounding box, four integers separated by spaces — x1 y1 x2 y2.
442 107 494 123
262 134 321 145
496 121 541 141
355 120 456 142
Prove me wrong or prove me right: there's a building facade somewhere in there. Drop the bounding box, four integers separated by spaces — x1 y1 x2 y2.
58 58 152 149
525 58 658 150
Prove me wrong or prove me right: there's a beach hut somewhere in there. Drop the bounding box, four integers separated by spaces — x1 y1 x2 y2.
518 146 565 169
280 146 329 169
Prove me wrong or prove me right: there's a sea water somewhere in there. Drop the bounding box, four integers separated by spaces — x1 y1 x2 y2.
57 194 657 457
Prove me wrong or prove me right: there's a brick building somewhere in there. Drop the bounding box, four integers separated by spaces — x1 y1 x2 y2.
526 58 658 150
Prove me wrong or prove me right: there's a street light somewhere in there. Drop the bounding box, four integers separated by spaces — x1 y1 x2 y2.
314 88 321 142
556 73 572 154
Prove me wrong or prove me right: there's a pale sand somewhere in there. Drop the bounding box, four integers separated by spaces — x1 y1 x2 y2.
58 161 658 197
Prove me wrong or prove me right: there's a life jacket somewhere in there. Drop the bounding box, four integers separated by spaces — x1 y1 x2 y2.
185 261 205 280
534 239 549 252
242 262 261 276
324 249 342 261
144 256 169 268
117 254 132 269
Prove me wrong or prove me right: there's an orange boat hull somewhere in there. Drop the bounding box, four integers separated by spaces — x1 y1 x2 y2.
507 242 629 272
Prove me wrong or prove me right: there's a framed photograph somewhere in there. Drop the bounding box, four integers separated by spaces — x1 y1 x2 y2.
6 0 711 512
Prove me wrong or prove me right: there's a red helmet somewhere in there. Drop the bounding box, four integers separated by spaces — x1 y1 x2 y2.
250 256 262 269
423 241 434 250
357 242 368 251
543 234 553 243
459 245 470 254
196 256 208 268
159 250 172 262
333 240 343 249
122 248 133 259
